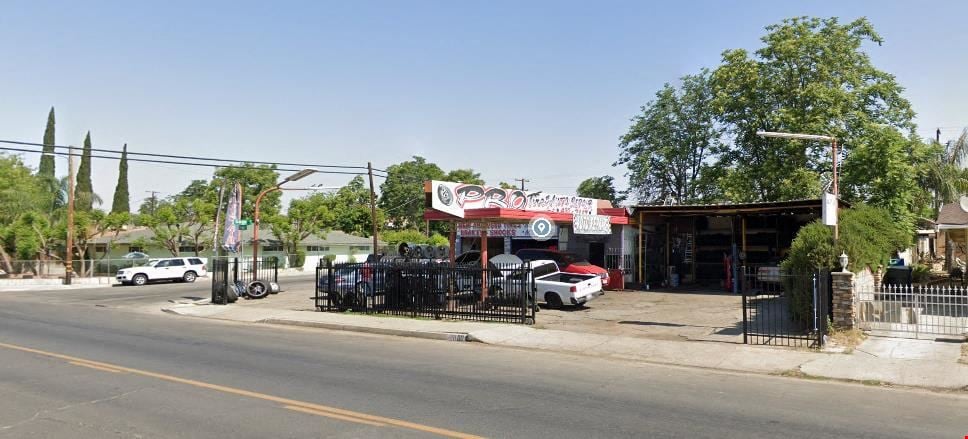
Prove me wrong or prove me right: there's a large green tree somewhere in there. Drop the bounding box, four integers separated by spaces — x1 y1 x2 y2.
378 156 444 230
0 154 49 271
576 176 625 205
111 144 130 214
38 107 56 178
710 17 916 203
443 168 484 185
618 70 722 203
75 131 95 211
211 164 280 219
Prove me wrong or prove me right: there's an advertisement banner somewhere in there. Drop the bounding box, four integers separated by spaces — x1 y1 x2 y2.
222 183 242 252
430 180 597 218
822 192 838 226
572 214 612 235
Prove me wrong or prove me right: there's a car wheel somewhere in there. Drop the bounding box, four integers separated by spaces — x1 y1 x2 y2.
247 280 270 299
544 292 563 309
183 271 197 283
132 274 148 286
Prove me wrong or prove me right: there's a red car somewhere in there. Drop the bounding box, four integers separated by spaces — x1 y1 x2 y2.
515 249 610 287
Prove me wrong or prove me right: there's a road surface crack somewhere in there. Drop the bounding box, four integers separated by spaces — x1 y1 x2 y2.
0 387 147 432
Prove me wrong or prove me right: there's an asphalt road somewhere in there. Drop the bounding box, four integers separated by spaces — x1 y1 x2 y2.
0 274 318 308
0 288 966 438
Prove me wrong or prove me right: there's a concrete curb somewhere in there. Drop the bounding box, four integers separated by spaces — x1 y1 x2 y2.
259 318 469 342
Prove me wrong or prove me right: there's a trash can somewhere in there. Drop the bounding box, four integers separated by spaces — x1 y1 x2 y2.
607 268 624 290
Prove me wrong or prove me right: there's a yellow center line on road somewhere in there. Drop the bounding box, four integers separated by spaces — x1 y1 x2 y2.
69 360 124 373
283 405 387 427
0 341 484 439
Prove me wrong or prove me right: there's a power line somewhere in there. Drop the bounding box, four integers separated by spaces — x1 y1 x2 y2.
0 139 388 173
0 145 378 176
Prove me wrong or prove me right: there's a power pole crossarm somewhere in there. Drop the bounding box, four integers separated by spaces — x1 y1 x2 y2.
515 178 530 191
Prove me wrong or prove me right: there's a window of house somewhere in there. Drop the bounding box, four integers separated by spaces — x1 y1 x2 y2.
307 245 330 252
262 243 283 252
128 246 143 253
94 244 108 253
349 245 370 252
179 245 199 253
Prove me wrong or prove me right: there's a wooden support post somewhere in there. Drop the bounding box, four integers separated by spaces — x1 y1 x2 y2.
481 223 489 301
449 226 456 264
741 215 747 256
638 211 643 284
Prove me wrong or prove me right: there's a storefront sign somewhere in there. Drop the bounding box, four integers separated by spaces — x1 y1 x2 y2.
431 180 597 218
572 214 611 235
456 222 538 238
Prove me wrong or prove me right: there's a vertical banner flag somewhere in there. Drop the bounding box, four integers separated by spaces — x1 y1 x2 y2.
222 182 242 252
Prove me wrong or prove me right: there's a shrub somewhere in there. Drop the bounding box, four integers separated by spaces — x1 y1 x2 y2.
289 250 306 268
782 204 912 324
911 264 931 284
322 254 337 265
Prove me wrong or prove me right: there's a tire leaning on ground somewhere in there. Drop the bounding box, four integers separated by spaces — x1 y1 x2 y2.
132 274 148 286
544 292 563 309
246 280 270 299
182 271 197 283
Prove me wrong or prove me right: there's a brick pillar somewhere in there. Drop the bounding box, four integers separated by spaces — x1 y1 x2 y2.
831 271 855 329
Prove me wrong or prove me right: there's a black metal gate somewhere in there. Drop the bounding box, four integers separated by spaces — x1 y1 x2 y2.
211 257 279 304
316 259 537 324
741 266 829 348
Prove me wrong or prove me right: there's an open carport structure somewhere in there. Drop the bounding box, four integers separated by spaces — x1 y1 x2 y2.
632 199 831 290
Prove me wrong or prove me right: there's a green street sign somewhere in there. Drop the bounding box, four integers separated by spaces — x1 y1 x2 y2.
234 219 253 226
238 225 248 230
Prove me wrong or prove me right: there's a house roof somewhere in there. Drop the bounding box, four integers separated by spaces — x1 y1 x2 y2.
90 226 383 246
937 202 968 228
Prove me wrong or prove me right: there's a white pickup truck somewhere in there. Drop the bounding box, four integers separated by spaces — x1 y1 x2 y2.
117 257 208 286
489 255 603 308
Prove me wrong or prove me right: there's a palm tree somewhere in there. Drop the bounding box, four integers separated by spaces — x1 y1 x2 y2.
923 129 968 215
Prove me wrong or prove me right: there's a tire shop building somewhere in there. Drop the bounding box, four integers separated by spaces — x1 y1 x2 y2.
423 181 638 285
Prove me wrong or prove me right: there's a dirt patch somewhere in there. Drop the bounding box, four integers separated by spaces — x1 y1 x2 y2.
826 326 866 353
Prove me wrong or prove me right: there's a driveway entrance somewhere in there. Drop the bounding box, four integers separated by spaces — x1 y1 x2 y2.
533 289 744 343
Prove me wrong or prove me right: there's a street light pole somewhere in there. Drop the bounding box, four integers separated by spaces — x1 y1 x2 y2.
756 131 839 240
252 169 316 269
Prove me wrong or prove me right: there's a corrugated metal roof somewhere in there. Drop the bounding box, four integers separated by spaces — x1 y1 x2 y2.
631 198 832 214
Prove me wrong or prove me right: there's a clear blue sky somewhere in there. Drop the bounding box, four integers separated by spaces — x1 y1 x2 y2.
2 0 966 208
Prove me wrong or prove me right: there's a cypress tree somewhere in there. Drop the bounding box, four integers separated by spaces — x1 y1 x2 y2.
76 131 94 211
38 107 56 179
111 144 130 213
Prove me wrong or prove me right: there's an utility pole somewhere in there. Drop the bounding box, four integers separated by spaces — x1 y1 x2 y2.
367 162 379 256
65 145 75 285
145 190 160 214
515 178 530 191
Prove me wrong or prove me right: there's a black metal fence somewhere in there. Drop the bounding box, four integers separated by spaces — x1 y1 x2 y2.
741 266 830 348
211 257 279 304
315 259 537 324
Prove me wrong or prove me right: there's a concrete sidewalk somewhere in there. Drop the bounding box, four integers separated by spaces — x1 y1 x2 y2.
162 301 968 391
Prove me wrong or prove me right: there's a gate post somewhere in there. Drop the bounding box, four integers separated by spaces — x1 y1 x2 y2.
831 271 855 330
740 266 748 344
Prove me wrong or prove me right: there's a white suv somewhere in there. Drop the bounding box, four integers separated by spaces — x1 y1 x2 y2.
117 257 208 286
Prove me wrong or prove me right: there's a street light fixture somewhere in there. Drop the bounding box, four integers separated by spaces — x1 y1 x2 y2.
252 169 317 265
755 130 840 240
